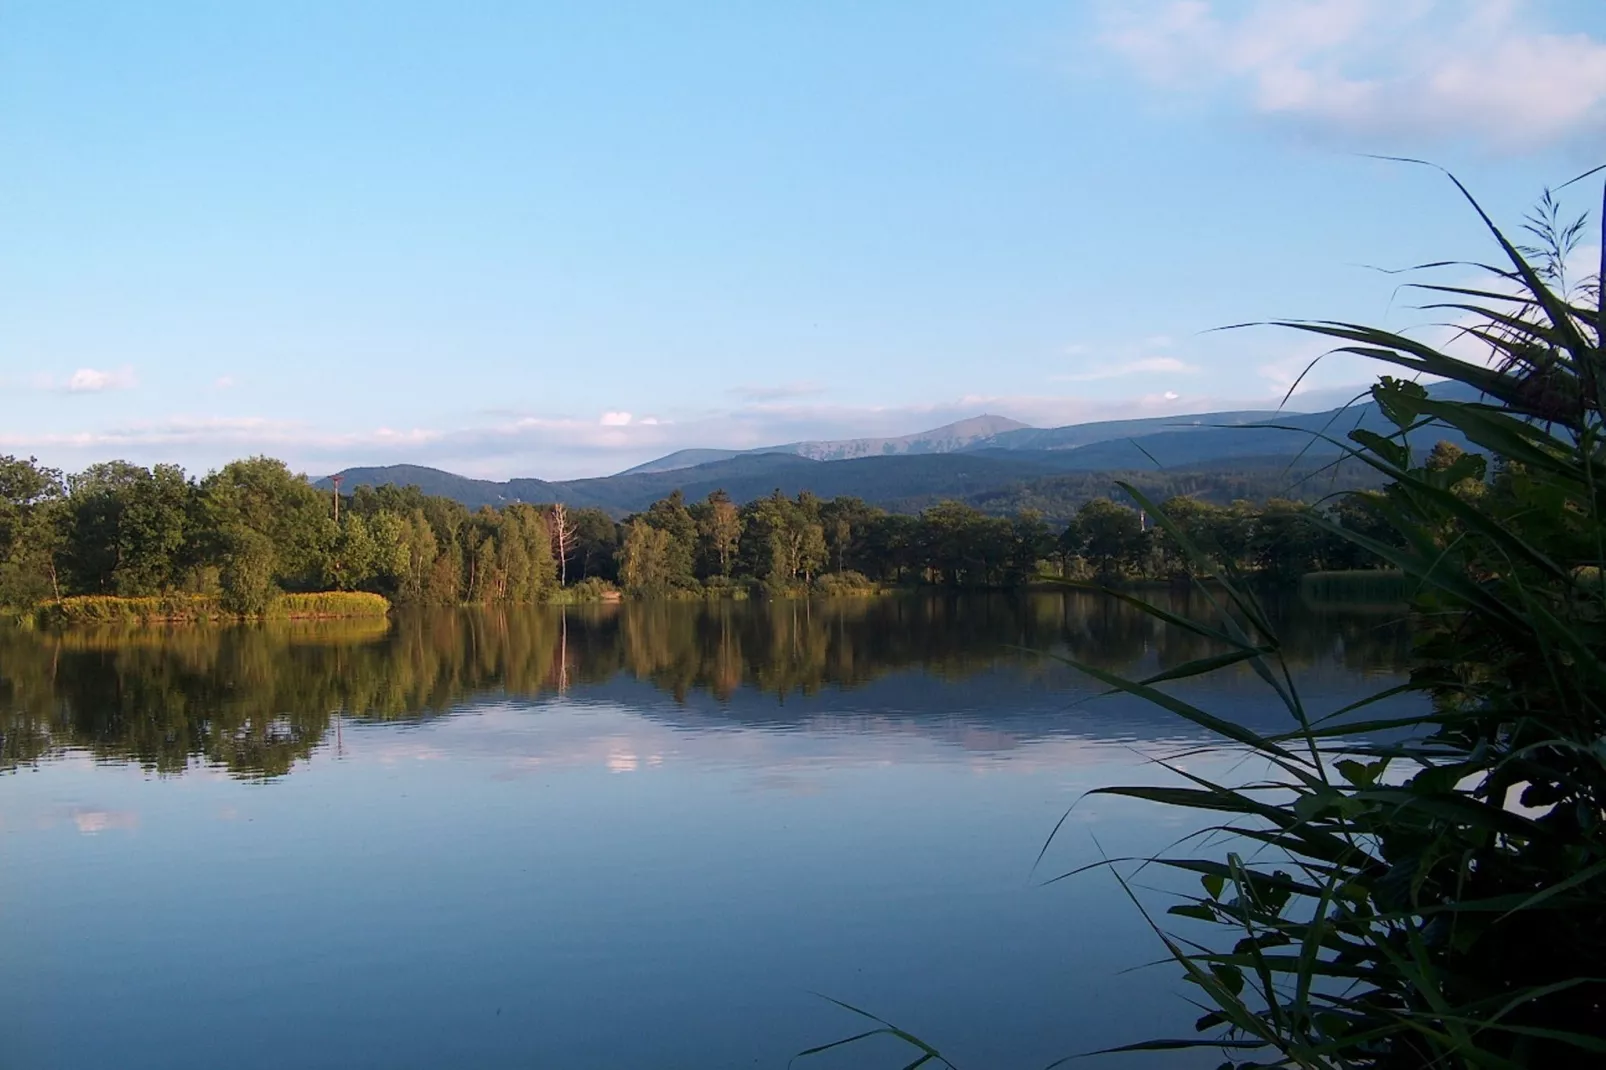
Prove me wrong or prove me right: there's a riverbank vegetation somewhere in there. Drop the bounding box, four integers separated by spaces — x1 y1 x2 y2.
804 176 1606 1069
1041 177 1606 1066
0 447 1407 617
33 591 389 626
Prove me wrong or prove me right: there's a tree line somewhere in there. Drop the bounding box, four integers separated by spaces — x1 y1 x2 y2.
1 449 1439 612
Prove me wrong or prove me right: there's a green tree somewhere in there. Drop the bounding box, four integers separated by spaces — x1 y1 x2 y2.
1150 495 1228 576
503 504 557 602
1006 510 1054 585
427 540 463 605
643 491 698 588
218 527 276 614
65 461 194 595
323 514 379 591
570 507 620 581
1074 497 1142 577
1250 498 1323 578
527 514 558 599
819 496 879 574
468 535 498 603
367 510 411 591
200 457 329 591
398 510 439 603
798 522 828 585
697 490 743 577
619 518 673 595
0 455 66 606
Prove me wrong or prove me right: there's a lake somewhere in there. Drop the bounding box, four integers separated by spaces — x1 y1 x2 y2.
0 591 1417 1069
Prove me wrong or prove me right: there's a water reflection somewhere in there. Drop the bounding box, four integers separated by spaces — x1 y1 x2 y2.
0 591 1410 779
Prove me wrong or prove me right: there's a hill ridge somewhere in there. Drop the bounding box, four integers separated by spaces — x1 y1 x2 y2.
318 390 1477 518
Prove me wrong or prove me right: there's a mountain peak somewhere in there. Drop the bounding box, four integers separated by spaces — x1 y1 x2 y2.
620 413 1034 474
933 414 1032 436
777 413 1034 463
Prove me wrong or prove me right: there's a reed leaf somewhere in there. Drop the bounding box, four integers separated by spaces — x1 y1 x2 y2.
805 166 1606 1070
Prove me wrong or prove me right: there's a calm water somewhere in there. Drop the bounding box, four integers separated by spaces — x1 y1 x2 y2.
0 592 1416 1069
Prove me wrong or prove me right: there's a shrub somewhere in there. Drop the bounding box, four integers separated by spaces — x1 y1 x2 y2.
699 575 753 600
812 570 877 596
556 577 619 603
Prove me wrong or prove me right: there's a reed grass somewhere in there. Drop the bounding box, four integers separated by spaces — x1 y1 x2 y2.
269 592 391 619
36 591 390 626
1299 569 1406 608
803 164 1606 1068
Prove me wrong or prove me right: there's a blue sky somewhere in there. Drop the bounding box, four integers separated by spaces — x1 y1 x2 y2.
4 0 1604 479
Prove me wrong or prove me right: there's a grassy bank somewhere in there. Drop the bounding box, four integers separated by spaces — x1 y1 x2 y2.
35 591 392 626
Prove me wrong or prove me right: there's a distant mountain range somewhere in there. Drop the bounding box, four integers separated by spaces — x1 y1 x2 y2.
619 413 1032 474
319 386 1473 519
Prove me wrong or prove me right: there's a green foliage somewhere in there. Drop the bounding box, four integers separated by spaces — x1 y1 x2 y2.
0 452 1395 615
805 172 1606 1070
1071 496 1144 577
325 514 378 591
619 517 676 595
201 456 331 590
693 489 744 577
1060 174 1606 1068
0 455 66 606
812 570 878 596
218 527 277 615
569 506 620 582
64 461 193 595
556 576 619 603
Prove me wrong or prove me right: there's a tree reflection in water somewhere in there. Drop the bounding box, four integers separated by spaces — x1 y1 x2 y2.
0 590 1409 780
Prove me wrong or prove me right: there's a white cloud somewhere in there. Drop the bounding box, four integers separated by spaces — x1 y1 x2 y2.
5 384 1362 481
0 415 444 455
1052 355 1199 382
62 366 138 393
214 376 236 390
1100 0 1606 150
599 411 633 426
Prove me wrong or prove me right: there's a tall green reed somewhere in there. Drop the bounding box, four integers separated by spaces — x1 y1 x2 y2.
803 165 1606 1069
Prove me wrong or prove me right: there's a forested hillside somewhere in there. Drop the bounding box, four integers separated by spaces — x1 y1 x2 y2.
321 451 1387 520
321 390 1477 515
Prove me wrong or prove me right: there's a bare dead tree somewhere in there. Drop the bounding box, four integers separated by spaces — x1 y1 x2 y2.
550 502 576 586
